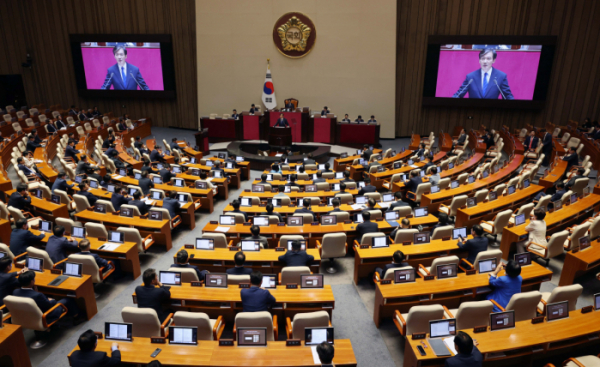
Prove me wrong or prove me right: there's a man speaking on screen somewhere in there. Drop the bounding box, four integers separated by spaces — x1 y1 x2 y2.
101 44 149 90
452 48 513 99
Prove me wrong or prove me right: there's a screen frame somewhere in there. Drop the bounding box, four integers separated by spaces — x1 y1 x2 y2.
168 326 198 345
489 310 516 331
104 322 133 342
237 327 268 347
546 300 569 322
304 327 334 346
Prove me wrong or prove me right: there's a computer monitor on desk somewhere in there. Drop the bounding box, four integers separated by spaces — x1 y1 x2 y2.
514 252 531 266
490 311 515 331
394 268 415 283
436 264 457 279
237 328 267 347
478 258 497 273
305 327 334 346
64 262 83 277
205 273 227 288
287 240 307 251
261 274 277 289
104 322 133 342
159 271 181 286
429 319 456 339
195 238 214 250
27 257 43 272
252 216 269 227
547 301 569 322
169 326 197 345
240 240 261 252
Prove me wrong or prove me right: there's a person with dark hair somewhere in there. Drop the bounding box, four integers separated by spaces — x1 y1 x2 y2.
46 225 79 269
404 170 423 195
76 154 95 175
457 224 488 268
429 166 440 186
101 174 112 189
211 160 225 177
368 115 377 124
172 249 207 281
431 213 450 235
523 130 539 153
0 257 28 307
110 186 132 211
274 113 290 127
540 128 553 166
304 153 316 165
375 250 409 279
362 144 372 161
17 156 40 179
562 146 579 172
388 191 409 211
101 44 149 90
358 178 377 195
231 109 239 119
321 106 330 116
454 129 467 146
566 167 586 190
355 210 378 242
482 130 495 150
227 251 253 275
487 260 522 312
288 174 300 189
169 138 180 152
278 240 314 266
140 159 156 174
162 190 181 219
78 109 87 122
230 199 249 221
65 139 80 163
256 173 270 187
367 198 377 210
445 331 482 367
9 218 45 256
150 145 165 163
245 225 269 248
70 329 121 367
341 170 355 183
328 198 343 214
275 185 290 200
517 209 547 253
550 181 566 202
78 182 98 206
129 191 150 215
316 342 335 366
8 183 31 210
249 103 257 114
341 114 351 123
270 164 281 173
146 361 162 367
414 143 426 158
453 48 513 99
87 167 103 183
26 133 42 153
355 115 364 123
240 270 276 312
265 203 283 222
313 170 326 183
294 198 316 221
138 170 154 195
389 218 411 242
135 268 172 322
134 136 143 150
79 239 112 271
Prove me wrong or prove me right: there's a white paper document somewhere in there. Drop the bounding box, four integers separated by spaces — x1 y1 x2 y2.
443 336 457 355
275 154 283 157
101 243 120 251
311 346 321 364
113 175 123 179
144 199 155 205
378 202 390 208
350 204 366 210
214 226 230 233
410 165 418 168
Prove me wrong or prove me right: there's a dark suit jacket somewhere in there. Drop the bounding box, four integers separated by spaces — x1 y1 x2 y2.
159 169 174 183
444 346 483 367
56 120 67 129
562 153 579 171
12 288 64 322
541 132 553 152
274 118 290 127
550 189 566 202
79 190 98 206
226 266 253 275
566 175 584 189
46 235 79 266
162 197 181 219
304 159 316 165
52 178 74 193
18 164 35 176
134 141 143 150
313 178 326 183
453 68 514 99
458 236 488 265
8 192 31 210
240 286 276 312
483 135 494 150
79 251 110 269
134 285 171 322
26 140 41 152
76 161 92 175
358 185 377 195
65 145 80 160
294 208 316 221
78 113 87 121
110 193 131 211
278 250 315 267
171 263 207 281
524 136 539 150
356 221 379 242
130 199 150 215
169 142 180 151
0 272 19 305
101 63 149 90
150 150 164 162
389 200 410 210
9 228 45 256
46 123 57 133
457 133 466 144
321 110 330 115
70 349 122 367
138 178 154 195
404 177 423 194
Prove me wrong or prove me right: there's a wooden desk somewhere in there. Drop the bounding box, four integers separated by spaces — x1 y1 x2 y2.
0 324 31 367
176 247 321 275
177 172 230 200
373 262 551 327
239 189 360 201
207 156 250 181
69 338 357 366
333 149 382 172
405 309 600 367
0 218 11 245
454 184 545 228
75 210 173 250
559 238 600 286
538 160 568 189
500 194 600 260
6 190 69 221
133 284 336 322
348 150 414 182
369 152 445 190
182 162 241 190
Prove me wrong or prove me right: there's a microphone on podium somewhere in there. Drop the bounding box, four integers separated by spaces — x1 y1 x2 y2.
454 79 473 98
493 78 507 100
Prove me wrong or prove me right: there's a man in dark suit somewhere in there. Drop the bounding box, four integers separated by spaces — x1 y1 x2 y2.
70 329 121 367
294 199 316 221
105 144 118 158
227 252 253 275
255 173 270 187
9 218 45 256
158 163 174 183
355 210 379 243
358 178 377 195
327 198 344 214
482 131 495 150
240 270 276 312
457 225 488 268
169 138 180 152
134 136 143 150
211 160 226 177
341 170 355 184
321 106 330 116
562 146 579 172
65 140 80 163
78 110 87 121
341 114 351 122
52 172 74 194
163 190 181 219
140 159 157 175
8 184 31 211
231 109 239 119
171 249 207 281
284 101 295 110
111 186 131 211
453 48 513 100
414 143 426 158
316 342 335 367
100 44 149 90
313 171 326 183
230 199 249 222
17 157 41 180
138 171 154 195
88 167 103 183
78 182 98 206
539 128 553 166
68 106 78 115
78 239 112 271
0 258 28 307
523 131 539 153
550 182 567 201
265 203 283 222
274 113 290 127
367 158 382 172
368 115 377 124
444 332 482 367
389 218 411 243
46 120 57 133
249 104 257 114
279 240 315 267
55 116 67 130
388 191 410 211
102 135 115 149
304 153 316 165
354 115 364 123
46 225 79 269
566 167 585 190
590 125 600 140
245 225 269 248
135 268 171 322
150 145 165 163
404 171 423 194
129 191 150 215
76 155 95 175
454 129 467 145
26 134 42 153
375 250 410 279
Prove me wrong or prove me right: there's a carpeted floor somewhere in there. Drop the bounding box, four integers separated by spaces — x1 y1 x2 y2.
13 130 599 366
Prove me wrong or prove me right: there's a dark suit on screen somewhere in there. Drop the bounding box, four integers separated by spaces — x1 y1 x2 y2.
453 68 514 100
100 63 149 90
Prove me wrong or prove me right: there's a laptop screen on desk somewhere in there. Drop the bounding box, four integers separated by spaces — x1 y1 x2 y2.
436 264 457 279
385 211 399 221
27 257 43 272
107 184 115 193
489 191 497 201
159 271 181 285
523 179 530 188
355 196 367 205
332 184 340 191
514 214 526 226
304 327 334 346
372 237 389 248
177 194 189 203
429 319 456 338
152 177 162 184
240 240 261 252
169 326 197 345
51 194 61 204
108 231 124 243
301 274 324 288
305 185 317 192
547 301 569 321
270 198 282 207
121 207 134 217
252 185 264 192
354 213 364 223
452 227 467 240
579 235 591 251
39 220 52 233
64 262 83 277
594 293 600 310
414 207 427 217
94 204 107 213
89 180 98 189
104 322 132 342
173 179 185 187
478 258 497 273
490 311 515 331
240 198 252 207
507 185 516 195
219 215 235 225
514 252 531 266
335 172 344 179
71 226 86 238
450 181 459 189
466 198 477 208
382 193 394 202
237 328 267 346
134 173 142 180
261 275 277 289
205 273 227 288
196 238 214 250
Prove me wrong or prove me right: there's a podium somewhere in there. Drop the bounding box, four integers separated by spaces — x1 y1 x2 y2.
268 126 292 147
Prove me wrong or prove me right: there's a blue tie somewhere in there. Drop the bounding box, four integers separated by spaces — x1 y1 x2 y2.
121 66 127 87
483 72 488 95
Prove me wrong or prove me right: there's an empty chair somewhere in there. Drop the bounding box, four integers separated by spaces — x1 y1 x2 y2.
365 209 382 220
456 173 469 185
172 311 224 340
0 242 25 264
526 230 569 266
535 194 552 211
563 356 600 367
328 211 350 222
489 183 506 199
443 300 494 330
537 284 583 315
117 227 155 253
508 203 534 225
473 189 489 203
480 209 513 241
490 291 542 322
85 222 108 238
55 218 79 235
564 222 591 251
378 265 413 281
437 178 450 190
410 183 431 205
431 225 453 240
95 199 115 213
588 216 600 240
394 304 445 336
459 249 502 273
151 207 182 229
201 233 231 248
317 233 347 273
335 193 353 204
7 206 42 227
121 307 172 337
54 189 76 211
280 266 311 285
68 253 115 283
364 192 381 202
285 311 330 340
294 212 315 224
439 194 468 218
168 267 199 282
418 256 459 277
225 212 246 224
234 311 277 341
571 178 589 197
25 247 60 270
392 229 418 244
73 194 91 212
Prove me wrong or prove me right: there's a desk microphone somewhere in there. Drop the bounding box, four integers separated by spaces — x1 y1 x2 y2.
130 73 143 90
494 78 507 100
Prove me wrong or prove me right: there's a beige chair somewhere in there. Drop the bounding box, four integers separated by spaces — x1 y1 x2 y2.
328 211 350 222
527 230 569 266
431 225 453 240
0 202 9 222
117 227 155 253
7 205 42 227
293 213 315 224
490 291 542 322
571 178 589 197
394 304 444 336
4 295 68 348
537 284 582 315
95 199 115 213
280 266 311 285
225 212 247 224
473 189 489 203
364 192 381 202
588 216 600 240
334 193 353 204
317 233 347 273
439 194 468 218
285 311 330 340
356 232 386 247
120 204 141 217
392 229 419 244
172 311 224 340
480 209 513 241
408 183 431 205
392 206 412 218
563 355 600 367
85 222 108 238
202 233 232 248
73 194 91 212
443 300 494 330
0 242 26 264
54 189 76 211
376 265 413 282
535 194 552 211
278 235 305 249
489 183 506 199
564 222 591 251
151 207 182 229
508 203 534 225
365 209 382 220
227 274 251 285
55 218 79 235
168 267 199 282
69 254 115 283
561 190 574 206
418 256 459 277
234 311 277 341
459 249 502 273
26 247 64 270
122 307 172 337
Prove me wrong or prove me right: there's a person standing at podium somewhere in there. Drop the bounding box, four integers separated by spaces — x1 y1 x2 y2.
341 114 351 122
321 106 330 116
274 113 290 127
250 104 257 114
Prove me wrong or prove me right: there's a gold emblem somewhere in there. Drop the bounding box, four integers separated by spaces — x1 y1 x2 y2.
277 16 311 52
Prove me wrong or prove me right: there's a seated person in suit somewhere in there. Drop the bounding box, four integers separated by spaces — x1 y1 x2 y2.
150 145 166 163
169 138 180 152
230 199 249 222
429 166 441 186
231 109 239 119
388 191 410 211
101 174 112 189
389 218 411 242
0 258 28 308
241 270 276 312
17 156 42 180
171 249 207 281
341 170 355 183
566 167 586 190
65 140 80 163
135 268 172 322
367 115 377 124
134 136 143 150
341 114 351 123
328 198 343 214
129 191 150 215
375 250 409 279
68 105 78 115
158 163 174 184
163 190 182 219
138 171 154 195
46 120 57 133
534 180 565 201
70 329 121 367
304 153 316 165
9 218 45 256
284 100 295 110
255 173 270 187
78 109 87 121
355 210 379 242
366 158 382 172
8 184 32 211
454 129 467 145
523 131 539 152
104 144 117 158
316 342 335 367
274 113 290 127
227 251 253 275
245 225 269 248
487 260 522 312
483 131 495 150
457 225 488 268
275 185 290 200
78 239 112 271
140 159 157 174
287 174 300 189
78 182 98 206
249 104 257 114
75 155 95 175
321 106 330 116
562 146 579 172
366 198 377 211
102 135 115 149
404 170 423 196
46 225 79 269
414 143 426 158
265 203 283 222
294 199 316 221
88 167 103 183
354 115 364 123
278 240 315 267
111 186 132 211
358 178 377 195
211 160 226 177
26 133 42 153
313 171 326 183
334 182 348 198
323 162 332 173
444 331 482 367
